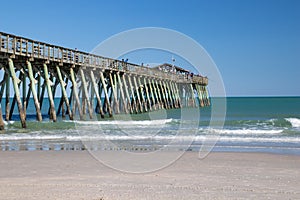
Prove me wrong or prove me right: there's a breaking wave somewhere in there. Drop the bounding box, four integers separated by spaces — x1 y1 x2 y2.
285 118 300 128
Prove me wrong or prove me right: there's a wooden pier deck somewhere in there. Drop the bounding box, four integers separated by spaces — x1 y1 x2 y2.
0 31 210 129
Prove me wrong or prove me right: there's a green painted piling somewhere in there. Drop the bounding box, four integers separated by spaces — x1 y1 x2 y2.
127 75 138 113
70 67 83 120
79 68 93 119
22 67 26 111
159 80 168 109
122 74 133 113
169 81 178 108
189 84 196 107
143 77 152 111
109 72 119 114
133 76 143 112
0 104 4 130
137 76 147 112
37 72 41 101
204 86 210 106
5 70 10 121
165 81 175 108
171 82 180 108
174 83 181 108
39 77 46 110
148 78 156 110
154 80 163 109
43 63 57 122
56 65 73 120
90 70 104 118
117 72 128 113
8 58 26 128
99 71 112 117
195 84 204 107
9 72 22 120
0 78 5 103
27 61 43 121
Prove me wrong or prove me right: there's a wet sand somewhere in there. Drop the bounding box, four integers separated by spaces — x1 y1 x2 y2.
0 151 299 199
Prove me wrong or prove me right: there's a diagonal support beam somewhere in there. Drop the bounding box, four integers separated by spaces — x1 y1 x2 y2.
122 74 133 114
43 63 57 122
90 70 104 118
133 76 143 112
26 61 42 121
109 72 119 114
70 67 83 120
79 68 93 119
56 65 73 120
117 72 128 114
99 71 112 117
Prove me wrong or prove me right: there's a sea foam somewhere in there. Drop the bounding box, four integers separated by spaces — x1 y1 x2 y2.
3 121 15 126
285 118 300 128
204 128 283 135
74 118 173 126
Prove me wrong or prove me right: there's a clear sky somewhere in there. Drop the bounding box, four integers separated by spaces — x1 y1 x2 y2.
0 0 299 96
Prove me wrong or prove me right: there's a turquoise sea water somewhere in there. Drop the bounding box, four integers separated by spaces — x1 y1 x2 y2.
1 97 300 155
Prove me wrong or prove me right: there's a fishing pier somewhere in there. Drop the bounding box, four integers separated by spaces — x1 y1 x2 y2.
0 31 210 129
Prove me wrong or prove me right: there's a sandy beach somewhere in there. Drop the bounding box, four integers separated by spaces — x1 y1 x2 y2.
0 151 299 200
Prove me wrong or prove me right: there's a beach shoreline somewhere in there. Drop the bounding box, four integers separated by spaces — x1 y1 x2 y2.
0 151 299 199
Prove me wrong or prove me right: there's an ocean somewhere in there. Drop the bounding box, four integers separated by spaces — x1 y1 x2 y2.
1 97 300 155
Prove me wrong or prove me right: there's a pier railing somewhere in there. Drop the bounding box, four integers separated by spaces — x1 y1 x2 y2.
0 31 208 85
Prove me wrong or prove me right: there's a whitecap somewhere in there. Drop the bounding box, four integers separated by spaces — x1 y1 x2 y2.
285 118 300 128
74 118 173 126
203 128 283 135
0 134 66 141
3 121 15 126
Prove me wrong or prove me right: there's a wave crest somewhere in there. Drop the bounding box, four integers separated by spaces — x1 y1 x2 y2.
75 118 173 126
285 118 300 128
206 128 283 135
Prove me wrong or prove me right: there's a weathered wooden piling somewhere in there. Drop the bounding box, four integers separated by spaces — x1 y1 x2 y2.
117 72 128 114
5 69 10 121
56 66 73 120
109 72 119 114
0 31 210 129
99 71 112 117
0 104 4 130
70 67 83 120
8 58 26 128
43 63 57 122
122 74 133 114
27 61 42 121
133 76 143 112
154 79 163 109
148 78 156 110
143 77 151 111
79 68 93 119
205 86 210 106
127 75 138 113
90 70 104 118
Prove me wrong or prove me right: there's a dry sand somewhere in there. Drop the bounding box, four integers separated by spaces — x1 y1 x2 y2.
0 151 299 200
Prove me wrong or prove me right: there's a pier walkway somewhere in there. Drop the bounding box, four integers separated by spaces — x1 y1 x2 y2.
0 31 210 129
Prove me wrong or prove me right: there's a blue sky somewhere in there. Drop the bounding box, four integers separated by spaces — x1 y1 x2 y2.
1 0 299 96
